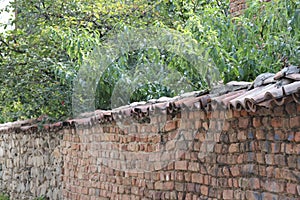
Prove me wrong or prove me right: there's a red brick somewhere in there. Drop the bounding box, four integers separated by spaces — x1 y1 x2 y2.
274 129 285 141
249 178 260 189
154 181 163 190
81 187 89 195
186 183 195 192
203 122 208 130
225 109 234 119
274 105 285 116
223 190 234 199
191 173 203 184
233 110 240 118
184 172 191 182
290 116 300 128
265 154 275 165
282 143 295 154
262 116 270 126
271 117 283 128
271 142 281 153
203 175 210 185
239 118 249 129
240 110 248 117
283 169 300 182
175 160 188 170
245 191 262 199
222 167 231 177
214 143 223 153
287 183 297 195
163 182 174 190
201 185 209 196
286 103 297 116
256 153 265 164
230 166 240 177
237 154 244 164
237 130 247 141
163 121 177 132
262 180 285 193
295 132 300 142
255 129 266 140
262 192 278 200
175 182 185 191
253 117 262 127
234 190 245 199
211 110 219 119
274 154 286 166
287 155 297 168
229 143 240 153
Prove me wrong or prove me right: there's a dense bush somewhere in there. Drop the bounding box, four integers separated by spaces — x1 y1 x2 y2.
0 0 299 122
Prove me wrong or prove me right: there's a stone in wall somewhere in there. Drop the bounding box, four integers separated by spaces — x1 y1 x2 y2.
0 125 63 200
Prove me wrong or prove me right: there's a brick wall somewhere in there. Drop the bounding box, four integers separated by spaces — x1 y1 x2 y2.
60 100 300 199
0 96 299 199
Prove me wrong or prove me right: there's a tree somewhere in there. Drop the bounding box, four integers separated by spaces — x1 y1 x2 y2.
0 0 299 123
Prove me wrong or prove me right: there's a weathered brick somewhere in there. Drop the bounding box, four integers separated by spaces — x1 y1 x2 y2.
262 192 278 200
253 117 262 127
287 155 297 168
163 121 177 132
271 117 283 128
274 105 285 116
230 166 240 177
262 180 285 193
223 190 233 199
274 154 286 166
191 173 203 184
262 117 270 126
188 162 199 172
290 116 300 128
239 118 249 129
229 143 240 153
184 172 192 182
274 129 285 141
175 160 188 170
200 185 209 196
154 182 163 190
255 129 266 140
256 152 265 164
249 178 260 190
175 182 185 191
163 182 174 190
234 190 245 199
245 190 262 200
286 183 297 195
233 110 240 118
187 183 195 192
295 131 300 142
271 142 281 153
237 130 247 141
286 102 297 116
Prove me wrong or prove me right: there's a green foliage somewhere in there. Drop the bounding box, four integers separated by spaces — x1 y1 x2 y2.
0 193 9 200
0 0 299 122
